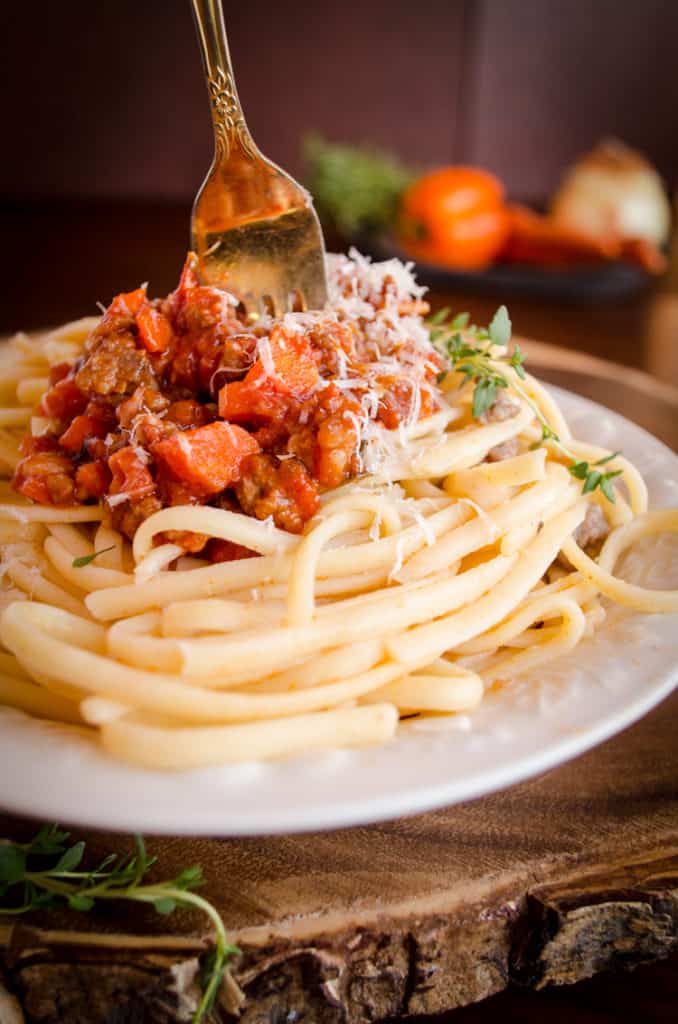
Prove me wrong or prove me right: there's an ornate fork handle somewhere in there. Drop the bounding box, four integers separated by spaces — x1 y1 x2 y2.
191 0 257 162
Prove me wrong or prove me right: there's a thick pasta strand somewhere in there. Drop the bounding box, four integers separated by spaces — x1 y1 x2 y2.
99 704 399 770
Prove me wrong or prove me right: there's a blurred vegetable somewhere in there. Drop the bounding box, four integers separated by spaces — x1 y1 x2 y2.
551 139 671 248
304 136 413 235
501 203 618 266
399 167 509 270
502 203 666 273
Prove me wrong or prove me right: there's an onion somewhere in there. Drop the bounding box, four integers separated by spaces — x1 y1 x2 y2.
550 139 671 246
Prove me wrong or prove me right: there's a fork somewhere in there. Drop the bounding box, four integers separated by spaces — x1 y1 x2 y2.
190 0 328 319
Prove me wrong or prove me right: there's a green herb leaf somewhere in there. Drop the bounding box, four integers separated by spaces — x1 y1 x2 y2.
569 461 590 481
72 545 115 569
451 312 470 330
0 844 26 885
600 470 623 502
595 451 621 466
582 470 602 494
54 842 85 873
428 307 452 326
68 893 94 912
153 897 177 915
472 378 498 419
488 306 511 349
510 343 527 379
27 824 70 857
174 865 204 890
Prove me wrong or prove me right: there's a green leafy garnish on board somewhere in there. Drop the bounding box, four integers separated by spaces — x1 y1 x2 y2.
431 306 623 502
304 135 413 235
72 545 116 568
0 825 239 1023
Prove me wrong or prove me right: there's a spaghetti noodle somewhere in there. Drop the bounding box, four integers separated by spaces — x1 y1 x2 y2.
0 250 676 770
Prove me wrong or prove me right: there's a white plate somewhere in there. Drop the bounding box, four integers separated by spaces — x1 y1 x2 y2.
1 386 677 835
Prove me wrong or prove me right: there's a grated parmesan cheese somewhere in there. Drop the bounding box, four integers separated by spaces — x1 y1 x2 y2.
256 336 277 380
106 492 130 508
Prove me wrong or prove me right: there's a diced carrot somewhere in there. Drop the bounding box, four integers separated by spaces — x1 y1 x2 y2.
152 421 260 496
136 304 173 353
108 447 155 500
247 326 319 397
75 461 111 499
40 378 88 420
59 414 108 453
218 326 318 424
218 377 288 425
108 286 147 318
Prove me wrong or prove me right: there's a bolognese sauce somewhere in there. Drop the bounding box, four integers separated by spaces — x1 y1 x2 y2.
13 251 443 560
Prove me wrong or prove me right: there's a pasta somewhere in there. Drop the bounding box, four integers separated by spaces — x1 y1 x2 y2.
0 250 676 771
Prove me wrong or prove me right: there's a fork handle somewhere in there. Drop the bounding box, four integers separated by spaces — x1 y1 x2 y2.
190 0 256 163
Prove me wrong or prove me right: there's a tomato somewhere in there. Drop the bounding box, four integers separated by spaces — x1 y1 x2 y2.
399 166 509 271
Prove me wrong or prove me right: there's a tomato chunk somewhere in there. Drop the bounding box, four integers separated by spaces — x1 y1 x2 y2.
59 414 108 453
137 304 173 353
108 447 155 500
152 421 260 496
40 378 87 420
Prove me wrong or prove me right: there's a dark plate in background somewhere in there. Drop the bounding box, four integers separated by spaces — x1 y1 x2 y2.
356 233 652 304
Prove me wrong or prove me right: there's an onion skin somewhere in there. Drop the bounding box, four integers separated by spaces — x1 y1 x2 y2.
550 139 671 248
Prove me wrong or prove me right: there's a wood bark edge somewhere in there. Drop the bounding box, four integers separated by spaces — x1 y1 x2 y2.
1 849 677 1022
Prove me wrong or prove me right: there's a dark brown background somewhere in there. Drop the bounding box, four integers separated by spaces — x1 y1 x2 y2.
2 0 678 203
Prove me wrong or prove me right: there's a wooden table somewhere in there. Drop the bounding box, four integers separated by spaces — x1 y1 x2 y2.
0 202 677 1023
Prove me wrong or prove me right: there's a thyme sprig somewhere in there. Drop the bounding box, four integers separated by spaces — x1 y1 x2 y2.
430 306 623 502
72 545 116 568
0 825 239 1023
